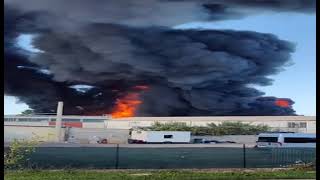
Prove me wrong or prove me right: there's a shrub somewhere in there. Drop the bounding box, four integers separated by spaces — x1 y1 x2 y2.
214 122 269 135
144 121 270 136
149 122 192 131
4 138 38 170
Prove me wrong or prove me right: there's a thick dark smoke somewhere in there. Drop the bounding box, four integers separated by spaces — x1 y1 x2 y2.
4 0 316 27
5 0 315 116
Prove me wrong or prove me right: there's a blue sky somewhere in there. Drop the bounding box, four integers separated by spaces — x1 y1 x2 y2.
4 12 316 115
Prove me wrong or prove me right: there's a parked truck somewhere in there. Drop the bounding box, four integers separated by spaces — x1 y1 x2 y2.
129 130 191 144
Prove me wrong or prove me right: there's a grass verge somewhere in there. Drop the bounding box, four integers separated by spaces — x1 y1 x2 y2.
4 169 315 180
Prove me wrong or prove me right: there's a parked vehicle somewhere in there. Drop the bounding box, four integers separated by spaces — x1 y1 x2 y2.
129 130 191 144
99 138 108 144
256 133 316 148
192 138 236 144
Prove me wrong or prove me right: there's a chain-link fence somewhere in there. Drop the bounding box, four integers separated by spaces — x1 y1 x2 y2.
24 145 316 169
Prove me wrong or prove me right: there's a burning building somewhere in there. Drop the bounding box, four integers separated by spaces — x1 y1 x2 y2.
4 0 315 117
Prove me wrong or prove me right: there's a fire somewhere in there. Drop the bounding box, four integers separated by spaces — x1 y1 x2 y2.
111 93 142 118
133 85 149 90
111 85 149 118
275 99 290 108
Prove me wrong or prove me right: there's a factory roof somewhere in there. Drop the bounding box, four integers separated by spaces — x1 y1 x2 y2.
112 116 316 121
4 115 316 121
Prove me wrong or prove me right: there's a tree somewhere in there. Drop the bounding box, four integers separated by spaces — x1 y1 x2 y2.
20 109 34 115
143 121 270 136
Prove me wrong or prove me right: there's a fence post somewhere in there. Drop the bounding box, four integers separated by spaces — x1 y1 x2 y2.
115 144 119 169
243 144 246 168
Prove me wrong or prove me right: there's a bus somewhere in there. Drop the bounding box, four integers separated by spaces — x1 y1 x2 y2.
256 133 316 148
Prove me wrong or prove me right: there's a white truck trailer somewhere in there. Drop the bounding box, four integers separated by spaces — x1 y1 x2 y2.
130 130 191 144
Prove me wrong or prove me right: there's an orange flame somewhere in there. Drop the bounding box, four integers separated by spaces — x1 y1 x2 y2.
275 99 290 108
111 85 149 118
111 93 142 118
133 85 149 90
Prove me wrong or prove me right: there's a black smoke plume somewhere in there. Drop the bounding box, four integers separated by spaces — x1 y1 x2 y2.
5 0 315 116
4 0 316 27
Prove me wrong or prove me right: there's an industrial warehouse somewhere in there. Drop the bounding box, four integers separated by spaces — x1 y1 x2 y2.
4 112 317 169
3 102 317 170
4 113 316 144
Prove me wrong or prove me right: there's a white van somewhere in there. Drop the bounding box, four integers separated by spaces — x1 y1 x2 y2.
256 133 316 148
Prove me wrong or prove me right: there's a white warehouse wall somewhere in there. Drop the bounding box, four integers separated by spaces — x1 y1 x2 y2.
4 126 65 142
105 116 316 133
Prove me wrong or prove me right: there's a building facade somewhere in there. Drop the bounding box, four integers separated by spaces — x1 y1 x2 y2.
4 115 316 133
4 115 316 143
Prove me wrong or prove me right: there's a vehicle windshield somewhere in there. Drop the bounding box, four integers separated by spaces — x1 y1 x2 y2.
257 137 278 142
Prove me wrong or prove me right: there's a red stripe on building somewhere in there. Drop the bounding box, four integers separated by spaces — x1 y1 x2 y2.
49 122 83 128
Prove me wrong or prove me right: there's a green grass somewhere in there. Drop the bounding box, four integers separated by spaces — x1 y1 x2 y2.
4 169 316 180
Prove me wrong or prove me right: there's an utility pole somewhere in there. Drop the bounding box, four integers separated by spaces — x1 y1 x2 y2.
55 101 63 142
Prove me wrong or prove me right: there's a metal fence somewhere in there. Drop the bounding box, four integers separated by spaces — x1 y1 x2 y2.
23 145 316 169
